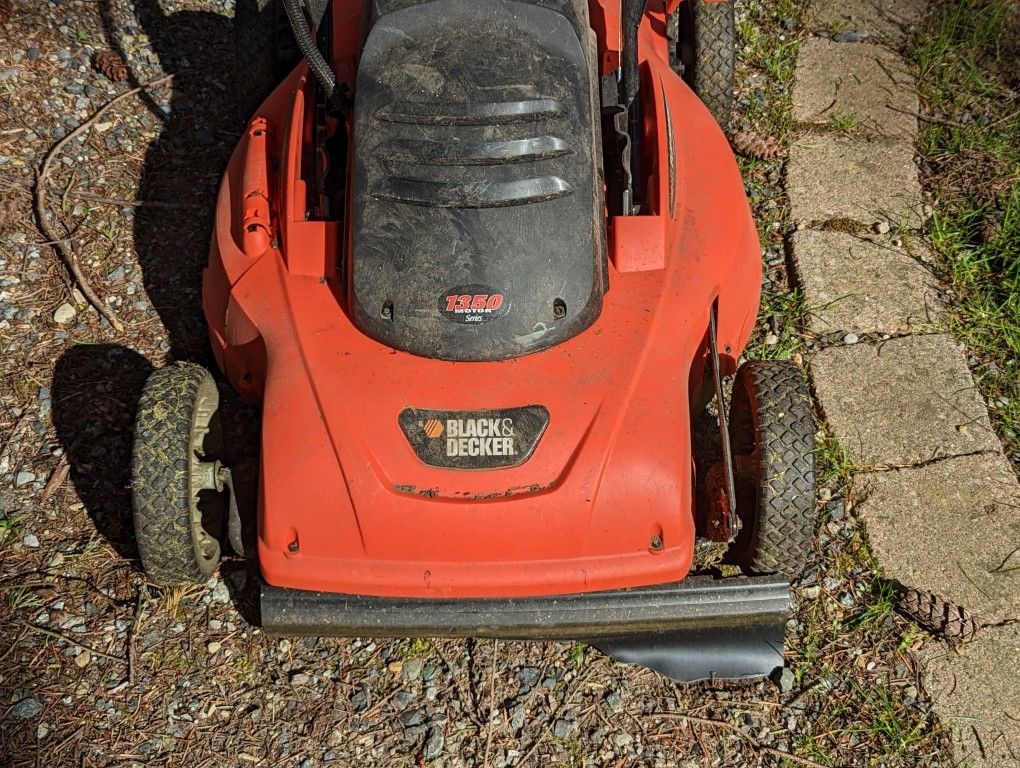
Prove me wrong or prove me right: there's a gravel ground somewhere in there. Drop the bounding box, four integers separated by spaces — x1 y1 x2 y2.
1 1 950 766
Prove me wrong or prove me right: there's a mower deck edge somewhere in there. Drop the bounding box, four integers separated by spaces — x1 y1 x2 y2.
260 575 790 681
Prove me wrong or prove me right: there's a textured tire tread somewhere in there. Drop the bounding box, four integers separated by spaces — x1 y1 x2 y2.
730 361 816 577
674 0 736 128
132 362 217 585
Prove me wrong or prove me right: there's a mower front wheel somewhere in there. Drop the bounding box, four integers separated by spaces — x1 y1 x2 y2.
132 362 227 585
727 360 816 578
672 0 736 129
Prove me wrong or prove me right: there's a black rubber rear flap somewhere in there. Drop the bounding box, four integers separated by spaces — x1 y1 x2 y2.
593 623 785 682
350 0 606 361
260 576 790 682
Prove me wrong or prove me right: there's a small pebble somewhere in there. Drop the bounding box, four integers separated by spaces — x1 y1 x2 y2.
517 666 541 689
23 533 40 548
53 303 77 324
775 667 795 694
422 726 444 759
210 581 230 604
764 333 779 346
402 657 424 680
553 718 577 739
843 333 859 344
11 698 43 719
874 221 891 234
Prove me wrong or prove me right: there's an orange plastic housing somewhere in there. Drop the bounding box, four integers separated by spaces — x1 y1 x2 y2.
203 0 761 598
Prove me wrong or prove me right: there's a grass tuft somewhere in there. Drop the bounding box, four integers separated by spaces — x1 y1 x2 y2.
910 0 1020 468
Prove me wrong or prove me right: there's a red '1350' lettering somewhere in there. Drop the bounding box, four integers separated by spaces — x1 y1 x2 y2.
445 294 504 312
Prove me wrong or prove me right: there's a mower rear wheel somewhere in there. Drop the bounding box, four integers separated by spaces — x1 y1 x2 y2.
727 360 816 578
672 0 736 129
132 362 226 585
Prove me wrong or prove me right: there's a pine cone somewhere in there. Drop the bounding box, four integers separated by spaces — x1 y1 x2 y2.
730 131 783 161
93 50 129 82
895 584 978 644
0 0 12 24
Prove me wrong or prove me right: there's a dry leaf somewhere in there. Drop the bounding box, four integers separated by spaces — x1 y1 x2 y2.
41 458 70 504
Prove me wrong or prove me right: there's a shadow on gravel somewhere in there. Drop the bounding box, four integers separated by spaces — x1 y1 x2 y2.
51 345 153 561
51 1 269 578
103 0 250 362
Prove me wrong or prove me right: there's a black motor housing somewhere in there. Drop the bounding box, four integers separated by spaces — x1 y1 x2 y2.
350 0 606 361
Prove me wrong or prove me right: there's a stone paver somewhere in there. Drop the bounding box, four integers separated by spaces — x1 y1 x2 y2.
794 3 1020 765
791 230 942 334
808 0 929 45
788 135 923 228
793 38 918 139
811 334 1001 466
921 624 1020 767
855 452 1020 622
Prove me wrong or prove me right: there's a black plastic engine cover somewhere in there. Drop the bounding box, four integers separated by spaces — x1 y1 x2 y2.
350 0 606 361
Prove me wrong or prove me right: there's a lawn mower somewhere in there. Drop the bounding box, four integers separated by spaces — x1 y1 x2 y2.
130 0 816 682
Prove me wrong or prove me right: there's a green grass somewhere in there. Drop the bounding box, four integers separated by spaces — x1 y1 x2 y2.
910 0 1020 465
735 0 807 134
746 288 809 361
815 433 855 490
399 637 432 659
844 578 896 631
827 113 860 134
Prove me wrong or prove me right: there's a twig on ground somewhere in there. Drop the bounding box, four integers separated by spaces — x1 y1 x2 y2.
19 619 128 665
40 457 70 504
512 666 596 767
650 711 828 768
482 639 499 767
430 640 485 729
128 588 147 684
1 173 200 210
33 73 174 332
885 103 972 129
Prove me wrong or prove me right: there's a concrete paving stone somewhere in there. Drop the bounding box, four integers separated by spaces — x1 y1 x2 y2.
855 451 1020 621
793 38 918 140
808 0 929 45
920 624 1020 767
811 334 1001 466
788 135 923 228
791 230 942 334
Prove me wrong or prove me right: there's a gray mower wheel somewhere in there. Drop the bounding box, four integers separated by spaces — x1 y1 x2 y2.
727 360 816 578
671 0 736 129
132 362 226 585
